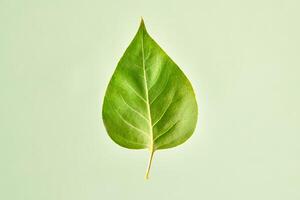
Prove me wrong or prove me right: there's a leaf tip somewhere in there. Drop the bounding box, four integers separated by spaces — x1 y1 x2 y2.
139 17 146 30
140 16 145 24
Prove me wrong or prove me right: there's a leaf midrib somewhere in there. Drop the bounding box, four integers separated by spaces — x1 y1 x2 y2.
141 29 154 150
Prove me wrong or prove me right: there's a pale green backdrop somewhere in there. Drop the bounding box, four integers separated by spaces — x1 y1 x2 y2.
1 0 299 199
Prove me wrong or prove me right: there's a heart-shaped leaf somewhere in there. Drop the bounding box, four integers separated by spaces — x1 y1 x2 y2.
102 19 198 179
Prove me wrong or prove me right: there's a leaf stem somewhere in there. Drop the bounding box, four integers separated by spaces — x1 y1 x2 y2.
145 149 155 180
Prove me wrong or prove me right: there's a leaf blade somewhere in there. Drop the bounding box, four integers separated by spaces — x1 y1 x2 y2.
102 19 198 177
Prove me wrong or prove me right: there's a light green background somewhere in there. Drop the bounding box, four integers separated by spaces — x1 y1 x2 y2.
1 0 299 199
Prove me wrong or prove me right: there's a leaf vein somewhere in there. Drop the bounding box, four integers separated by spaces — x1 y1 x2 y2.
150 75 170 105
141 28 154 148
120 94 149 122
113 106 149 138
123 81 147 103
153 121 179 142
152 96 174 127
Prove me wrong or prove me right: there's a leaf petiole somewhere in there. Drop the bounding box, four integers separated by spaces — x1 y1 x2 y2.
145 149 155 180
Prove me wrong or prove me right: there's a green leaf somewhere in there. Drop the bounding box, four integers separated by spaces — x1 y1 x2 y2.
102 19 198 179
